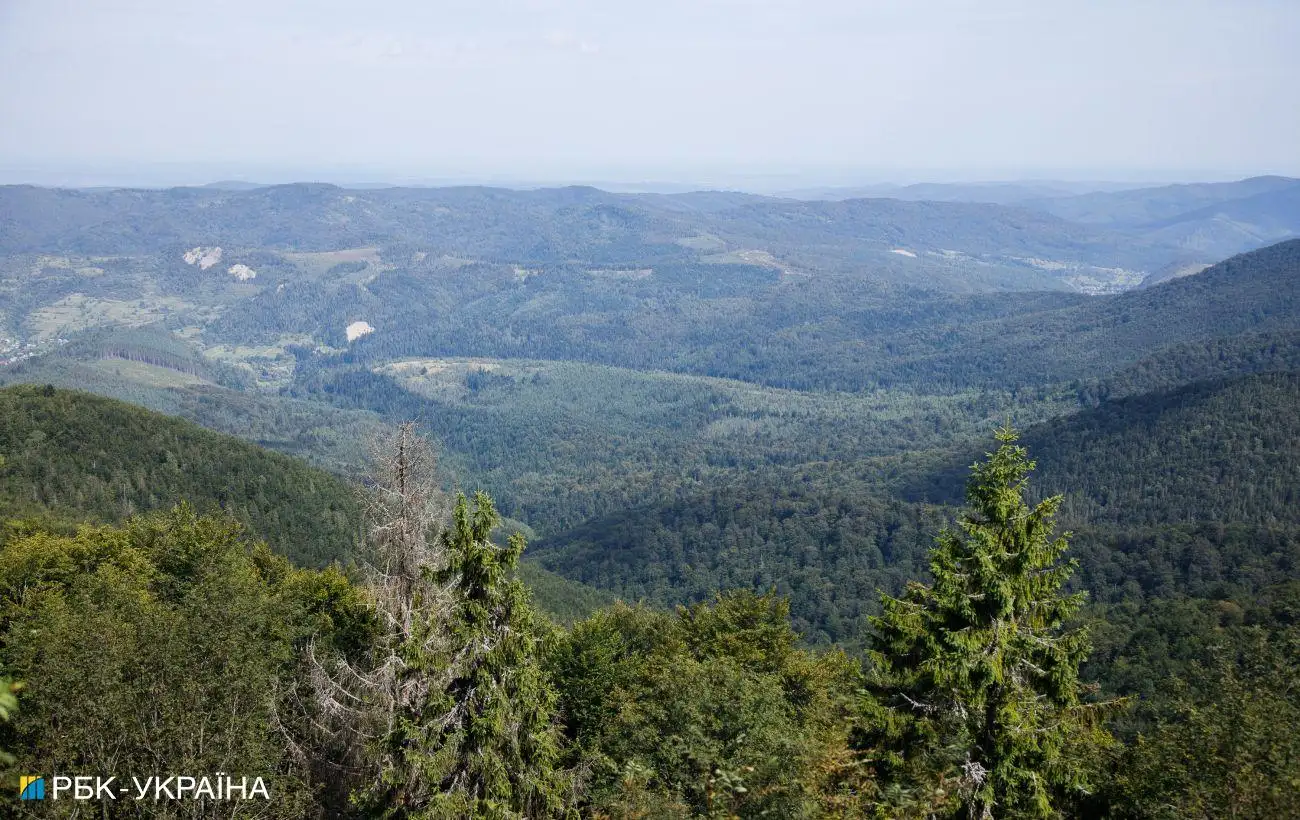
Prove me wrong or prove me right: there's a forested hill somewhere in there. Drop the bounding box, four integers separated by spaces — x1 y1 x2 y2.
0 183 1163 271
0 384 610 621
532 367 1300 643
245 236 1300 393
0 385 361 565
906 370 1300 528
874 238 1300 389
1031 175 1298 224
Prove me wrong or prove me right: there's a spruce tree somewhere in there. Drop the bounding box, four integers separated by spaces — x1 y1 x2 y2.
423 491 567 818
864 427 1115 819
311 426 566 817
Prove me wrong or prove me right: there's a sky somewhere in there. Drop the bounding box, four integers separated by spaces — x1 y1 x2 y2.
1 0 1298 188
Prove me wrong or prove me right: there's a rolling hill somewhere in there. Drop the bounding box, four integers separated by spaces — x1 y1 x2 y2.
1030 175 1300 227
0 384 362 566
906 371 1300 528
1025 175 1300 261
865 238 1300 389
1140 182 1300 257
531 370 1300 642
0 383 609 621
0 181 1193 294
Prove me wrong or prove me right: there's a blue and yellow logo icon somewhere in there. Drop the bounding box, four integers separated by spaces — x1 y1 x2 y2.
19 776 45 800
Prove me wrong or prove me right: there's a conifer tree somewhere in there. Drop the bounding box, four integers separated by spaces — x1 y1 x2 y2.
309 426 566 817
420 491 568 818
306 423 454 815
863 427 1115 819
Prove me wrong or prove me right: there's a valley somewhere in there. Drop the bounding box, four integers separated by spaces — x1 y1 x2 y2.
0 178 1297 817
1 181 1297 632
5 2 1297 813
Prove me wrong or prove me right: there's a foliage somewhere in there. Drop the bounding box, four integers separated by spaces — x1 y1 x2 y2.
0 506 375 819
311 423 457 817
1077 329 1300 404
863 429 1117 818
286 351 1066 539
514 561 615 625
1103 622 1300 818
0 384 363 566
410 491 568 818
908 371 1300 527
1024 373 1299 529
532 479 943 646
1076 584 1300 818
319 422 569 819
0 671 15 768
549 591 863 818
0 398 1291 817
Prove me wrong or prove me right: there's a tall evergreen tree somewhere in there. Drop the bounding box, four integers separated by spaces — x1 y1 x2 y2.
422 491 568 818
309 425 566 817
862 427 1116 819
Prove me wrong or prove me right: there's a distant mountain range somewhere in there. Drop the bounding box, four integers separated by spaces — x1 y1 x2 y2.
1029 175 1300 225
1 168 1297 644
778 179 1152 204
5 176 1296 295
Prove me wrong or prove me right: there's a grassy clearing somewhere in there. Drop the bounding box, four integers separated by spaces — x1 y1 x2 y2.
202 334 319 388
282 247 383 278
26 295 193 340
85 359 211 388
701 249 782 267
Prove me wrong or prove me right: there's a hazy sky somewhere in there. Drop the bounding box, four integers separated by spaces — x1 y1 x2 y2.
1 0 1297 186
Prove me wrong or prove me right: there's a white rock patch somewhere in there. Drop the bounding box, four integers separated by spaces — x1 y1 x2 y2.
346 321 375 342
227 264 256 281
890 248 917 258
183 246 223 269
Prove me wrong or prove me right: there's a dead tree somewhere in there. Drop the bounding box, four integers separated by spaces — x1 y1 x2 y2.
302 422 454 810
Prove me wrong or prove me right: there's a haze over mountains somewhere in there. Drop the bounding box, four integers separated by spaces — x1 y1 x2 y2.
5 174 1295 295
1 177 1297 634
2 171 1299 816
3 0 1299 811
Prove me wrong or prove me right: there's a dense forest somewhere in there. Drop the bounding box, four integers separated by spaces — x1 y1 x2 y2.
0 387 599 623
0 182 1297 816
0 413 1295 818
12 0 1300 798
525 367 1300 643
0 385 360 565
